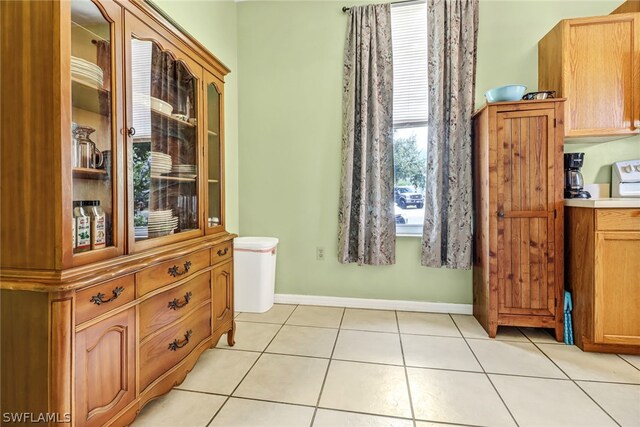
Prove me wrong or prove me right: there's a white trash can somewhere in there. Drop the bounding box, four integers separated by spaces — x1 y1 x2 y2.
233 237 279 313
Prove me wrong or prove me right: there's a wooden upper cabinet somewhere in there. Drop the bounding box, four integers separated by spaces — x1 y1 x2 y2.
611 0 640 14
538 13 640 142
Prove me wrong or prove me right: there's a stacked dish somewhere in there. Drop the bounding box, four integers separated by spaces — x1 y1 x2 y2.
171 164 197 178
150 97 173 115
71 56 104 88
148 209 179 238
150 152 172 175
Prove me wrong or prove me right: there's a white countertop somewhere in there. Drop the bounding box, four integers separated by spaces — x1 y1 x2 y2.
564 198 640 208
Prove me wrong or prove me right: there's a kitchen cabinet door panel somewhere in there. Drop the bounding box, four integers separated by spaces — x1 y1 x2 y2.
496 110 556 316
594 232 640 345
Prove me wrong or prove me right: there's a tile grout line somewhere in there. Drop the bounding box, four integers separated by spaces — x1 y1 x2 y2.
616 353 640 372
449 314 520 427
524 337 622 427
205 304 300 427
309 306 346 427
395 310 417 427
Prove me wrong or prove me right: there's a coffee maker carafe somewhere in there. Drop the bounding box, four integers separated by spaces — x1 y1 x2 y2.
564 153 591 199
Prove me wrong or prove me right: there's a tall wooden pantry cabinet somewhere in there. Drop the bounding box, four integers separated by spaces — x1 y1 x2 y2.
0 1 235 425
472 100 565 341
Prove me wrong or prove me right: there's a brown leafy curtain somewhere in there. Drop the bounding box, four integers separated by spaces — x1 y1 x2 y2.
338 4 395 265
422 0 479 269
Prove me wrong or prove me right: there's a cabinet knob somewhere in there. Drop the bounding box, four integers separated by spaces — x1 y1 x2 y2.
127 127 136 137
497 211 505 218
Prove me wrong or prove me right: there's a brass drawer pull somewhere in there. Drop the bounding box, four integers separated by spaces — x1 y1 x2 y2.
168 291 192 310
89 286 125 306
168 330 192 351
168 261 192 277
217 247 228 257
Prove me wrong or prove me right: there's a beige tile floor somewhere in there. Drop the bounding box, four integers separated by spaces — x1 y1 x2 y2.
133 304 640 427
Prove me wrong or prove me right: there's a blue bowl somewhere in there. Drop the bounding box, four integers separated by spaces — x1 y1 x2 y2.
485 85 527 102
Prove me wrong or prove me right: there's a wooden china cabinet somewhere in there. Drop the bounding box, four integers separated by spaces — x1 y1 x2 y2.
0 1 234 425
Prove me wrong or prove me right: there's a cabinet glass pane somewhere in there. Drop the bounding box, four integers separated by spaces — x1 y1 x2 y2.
130 38 199 241
71 0 114 253
207 83 221 228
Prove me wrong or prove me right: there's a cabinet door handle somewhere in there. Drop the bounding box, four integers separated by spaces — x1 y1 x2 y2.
168 291 192 310
497 211 505 219
90 286 125 306
168 330 192 351
127 127 136 137
168 261 192 277
217 247 228 257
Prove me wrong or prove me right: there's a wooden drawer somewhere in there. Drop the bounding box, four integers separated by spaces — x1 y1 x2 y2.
76 275 135 325
137 249 210 297
139 270 211 340
596 209 640 231
139 302 211 391
211 240 232 265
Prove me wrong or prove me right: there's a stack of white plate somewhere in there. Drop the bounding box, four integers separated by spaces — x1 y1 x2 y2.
150 97 173 115
171 164 197 177
150 152 172 175
71 56 104 88
148 209 178 238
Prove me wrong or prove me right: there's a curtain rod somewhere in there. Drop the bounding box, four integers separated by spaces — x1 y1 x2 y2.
342 0 423 13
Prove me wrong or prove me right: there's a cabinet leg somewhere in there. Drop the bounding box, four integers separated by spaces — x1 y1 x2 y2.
488 323 498 338
554 322 564 343
227 321 236 347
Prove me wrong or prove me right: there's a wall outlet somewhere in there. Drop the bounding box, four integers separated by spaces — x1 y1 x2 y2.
316 247 325 261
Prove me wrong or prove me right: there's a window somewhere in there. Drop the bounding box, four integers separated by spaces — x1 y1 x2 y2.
391 2 428 236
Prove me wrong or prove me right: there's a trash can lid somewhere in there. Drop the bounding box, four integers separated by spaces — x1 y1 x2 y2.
234 236 279 250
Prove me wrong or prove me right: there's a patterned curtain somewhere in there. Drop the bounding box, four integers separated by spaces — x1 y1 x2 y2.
422 0 479 269
338 4 395 266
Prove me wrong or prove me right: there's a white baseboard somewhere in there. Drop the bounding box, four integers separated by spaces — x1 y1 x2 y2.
274 293 472 315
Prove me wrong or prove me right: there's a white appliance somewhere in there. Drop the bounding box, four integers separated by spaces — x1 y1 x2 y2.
612 160 640 197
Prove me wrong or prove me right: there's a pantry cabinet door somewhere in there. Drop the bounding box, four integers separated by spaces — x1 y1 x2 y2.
495 109 558 317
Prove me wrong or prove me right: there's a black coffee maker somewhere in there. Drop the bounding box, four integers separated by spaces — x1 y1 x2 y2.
564 153 591 199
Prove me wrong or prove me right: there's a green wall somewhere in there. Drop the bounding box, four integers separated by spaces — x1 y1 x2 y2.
153 0 240 234
477 0 640 187
156 0 637 304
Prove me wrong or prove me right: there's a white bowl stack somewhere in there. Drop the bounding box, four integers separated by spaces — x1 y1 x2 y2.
150 97 173 115
148 209 179 238
71 56 104 88
150 152 172 175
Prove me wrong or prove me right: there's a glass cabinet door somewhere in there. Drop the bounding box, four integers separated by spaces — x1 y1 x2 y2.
70 0 121 258
129 36 200 247
205 74 224 232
